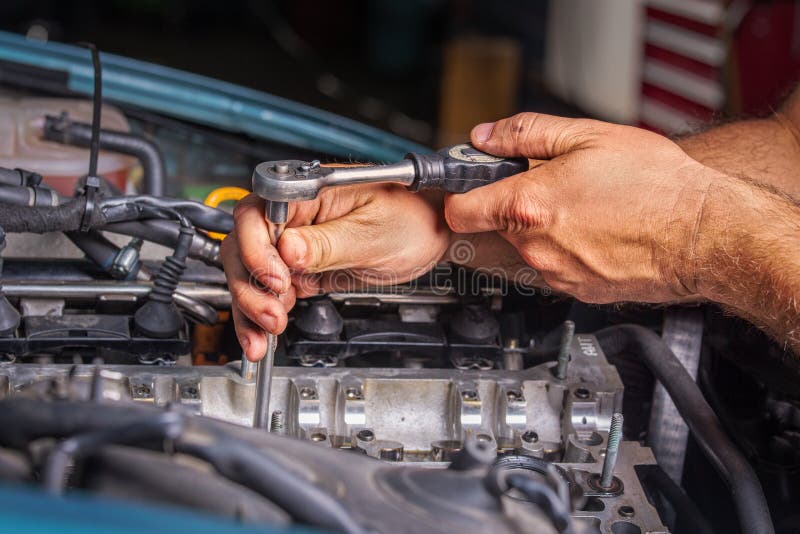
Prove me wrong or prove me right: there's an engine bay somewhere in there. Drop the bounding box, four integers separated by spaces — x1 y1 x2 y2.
0 42 798 534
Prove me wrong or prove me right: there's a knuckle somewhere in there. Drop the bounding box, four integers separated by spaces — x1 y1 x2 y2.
309 229 333 270
502 190 550 234
507 113 537 147
558 119 602 150
274 313 289 334
230 280 255 306
238 242 261 272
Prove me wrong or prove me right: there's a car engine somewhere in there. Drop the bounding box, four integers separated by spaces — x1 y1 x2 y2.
0 40 797 534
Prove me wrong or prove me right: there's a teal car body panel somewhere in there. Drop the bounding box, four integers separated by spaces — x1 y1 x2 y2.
0 31 430 161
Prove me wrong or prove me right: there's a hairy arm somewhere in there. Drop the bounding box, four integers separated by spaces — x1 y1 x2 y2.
677 88 800 198
694 174 800 353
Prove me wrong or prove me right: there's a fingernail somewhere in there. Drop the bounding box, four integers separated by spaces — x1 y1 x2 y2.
260 313 277 333
473 122 495 143
239 336 250 352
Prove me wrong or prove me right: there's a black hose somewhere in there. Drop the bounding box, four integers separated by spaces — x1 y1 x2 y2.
179 431 366 534
43 115 166 196
0 399 153 449
0 184 60 207
43 411 184 493
0 179 221 266
0 198 107 233
0 399 365 534
594 324 773 534
483 459 574 533
0 195 230 235
98 196 232 234
65 230 126 276
104 220 221 266
639 465 714 534
0 167 43 187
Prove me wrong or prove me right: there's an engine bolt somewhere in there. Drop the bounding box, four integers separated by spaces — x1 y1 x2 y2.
133 384 152 397
555 320 575 380
461 390 478 401
600 412 624 489
574 387 591 400
522 430 539 443
299 387 316 400
357 428 375 442
345 386 362 400
310 431 327 442
270 410 285 434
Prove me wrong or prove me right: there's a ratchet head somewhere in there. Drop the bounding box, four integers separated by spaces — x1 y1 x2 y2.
252 159 333 205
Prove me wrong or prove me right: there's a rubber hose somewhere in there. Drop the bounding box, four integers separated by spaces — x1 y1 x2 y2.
104 220 221 267
594 324 774 534
43 116 166 196
640 465 714 534
98 196 233 234
0 184 59 207
0 400 365 534
0 198 106 233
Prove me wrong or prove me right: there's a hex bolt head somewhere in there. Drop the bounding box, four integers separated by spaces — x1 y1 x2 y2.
357 429 375 442
345 387 362 400
522 430 539 443
299 387 316 400
133 384 152 397
574 387 591 400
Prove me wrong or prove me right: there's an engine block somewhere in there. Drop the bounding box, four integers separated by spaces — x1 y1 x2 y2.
0 333 667 533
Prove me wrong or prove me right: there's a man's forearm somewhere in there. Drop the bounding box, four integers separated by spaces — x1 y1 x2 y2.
677 114 800 199
694 172 800 353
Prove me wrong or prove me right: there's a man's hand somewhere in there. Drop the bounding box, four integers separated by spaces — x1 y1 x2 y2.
447 112 800 353
444 113 718 304
221 184 450 361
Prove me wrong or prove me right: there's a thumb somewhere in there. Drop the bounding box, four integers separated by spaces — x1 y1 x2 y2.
471 112 606 159
444 169 551 234
278 216 371 274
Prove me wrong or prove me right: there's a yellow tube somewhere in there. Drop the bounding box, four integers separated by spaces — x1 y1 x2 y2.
203 186 249 240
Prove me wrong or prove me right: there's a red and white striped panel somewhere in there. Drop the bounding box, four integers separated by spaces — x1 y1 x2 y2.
639 0 728 135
